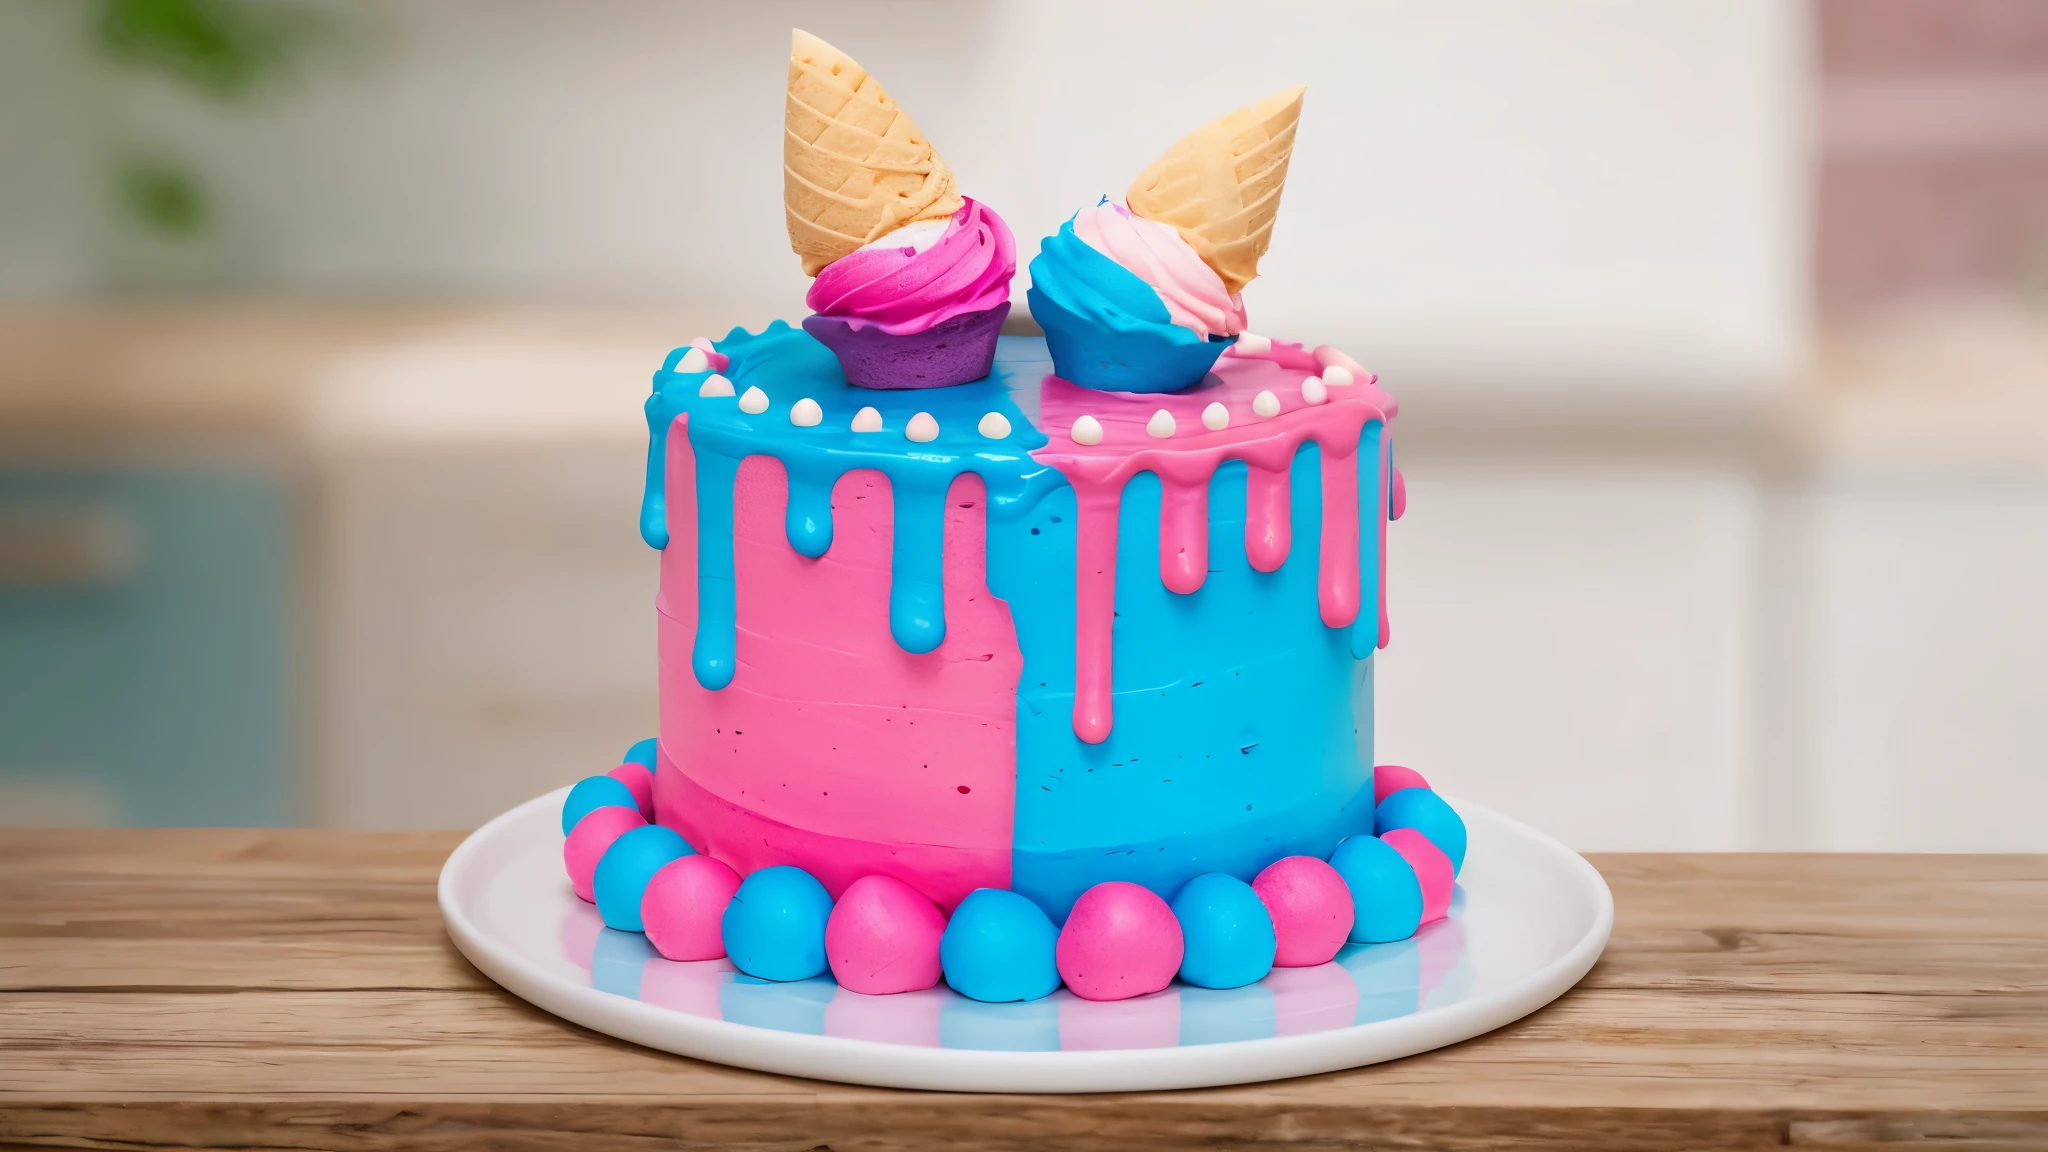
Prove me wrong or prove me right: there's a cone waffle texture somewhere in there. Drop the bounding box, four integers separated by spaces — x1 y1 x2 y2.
1126 86 1304 296
785 29 963 276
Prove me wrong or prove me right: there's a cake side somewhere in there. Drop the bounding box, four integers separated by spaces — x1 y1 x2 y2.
644 329 1394 920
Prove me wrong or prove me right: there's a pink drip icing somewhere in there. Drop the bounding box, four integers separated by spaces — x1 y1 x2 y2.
1316 439 1362 629
1032 339 1396 742
1243 460 1292 573
1158 477 1209 595
689 337 731 373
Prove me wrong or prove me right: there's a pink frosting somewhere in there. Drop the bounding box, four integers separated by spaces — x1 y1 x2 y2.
805 198 1016 336
825 875 947 995
1071 200 1246 339
1056 881 1185 1002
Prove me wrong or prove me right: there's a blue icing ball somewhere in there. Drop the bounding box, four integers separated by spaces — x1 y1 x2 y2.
1376 787 1468 877
1172 872 1278 990
622 737 658 768
721 865 834 982
1328 834 1424 944
593 824 694 932
940 887 1061 1003
1026 215 1233 394
562 775 640 836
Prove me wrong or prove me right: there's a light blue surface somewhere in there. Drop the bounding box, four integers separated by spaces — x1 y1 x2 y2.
1329 835 1425 944
722 972 836 1034
1025 212 1234 393
722 864 834 982
1178 983 1278 1046
939 887 1062 1003
1171 873 1279 990
0 469 292 827
562 775 639 836
1376 787 1469 877
594 824 694 931
938 994 1063 1050
623 738 658 768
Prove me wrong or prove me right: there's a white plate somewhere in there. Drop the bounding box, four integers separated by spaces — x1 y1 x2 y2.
440 787 1610 1093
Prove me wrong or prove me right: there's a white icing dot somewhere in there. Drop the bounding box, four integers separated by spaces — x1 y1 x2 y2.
1201 402 1229 431
978 411 1012 439
1146 409 1177 438
851 406 883 433
1237 332 1273 357
1301 376 1329 406
698 374 735 398
1071 414 1104 446
906 412 940 443
738 386 769 414
1322 364 1355 387
789 397 822 427
677 346 710 374
1252 390 1281 418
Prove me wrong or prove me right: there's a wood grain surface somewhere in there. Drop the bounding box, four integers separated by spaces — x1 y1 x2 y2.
1 830 2044 1151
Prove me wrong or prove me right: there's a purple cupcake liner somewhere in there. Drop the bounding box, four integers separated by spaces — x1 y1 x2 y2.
802 303 1010 390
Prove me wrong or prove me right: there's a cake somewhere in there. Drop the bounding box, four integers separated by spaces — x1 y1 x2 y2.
555 32 1464 1005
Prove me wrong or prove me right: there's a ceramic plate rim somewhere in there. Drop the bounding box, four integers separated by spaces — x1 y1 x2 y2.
439 786 1612 1093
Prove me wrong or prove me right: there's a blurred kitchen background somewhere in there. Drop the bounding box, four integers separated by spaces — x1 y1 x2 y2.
2 0 2043 850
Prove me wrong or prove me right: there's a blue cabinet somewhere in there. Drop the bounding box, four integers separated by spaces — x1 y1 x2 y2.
0 468 293 826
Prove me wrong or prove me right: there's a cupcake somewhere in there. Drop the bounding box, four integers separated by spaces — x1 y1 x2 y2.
783 30 1016 389
1028 86 1303 393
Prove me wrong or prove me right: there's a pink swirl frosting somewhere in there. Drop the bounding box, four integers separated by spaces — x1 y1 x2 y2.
805 197 1016 336
1072 200 1247 339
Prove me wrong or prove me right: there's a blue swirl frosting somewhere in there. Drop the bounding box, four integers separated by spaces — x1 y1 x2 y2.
1025 215 1235 394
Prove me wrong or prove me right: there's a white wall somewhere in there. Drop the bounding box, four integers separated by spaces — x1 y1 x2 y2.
14 0 1807 386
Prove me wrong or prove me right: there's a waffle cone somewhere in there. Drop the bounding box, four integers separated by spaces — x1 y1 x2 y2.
785 29 963 276
1126 86 1304 296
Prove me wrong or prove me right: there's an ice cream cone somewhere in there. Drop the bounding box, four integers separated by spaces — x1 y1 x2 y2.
785 29 963 276
1125 86 1304 296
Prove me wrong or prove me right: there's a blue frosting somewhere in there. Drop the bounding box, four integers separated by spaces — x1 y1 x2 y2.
593 824 694 932
622 737 658 768
999 439 1382 919
1376 788 1468 877
721 864 834 982
1025 215 1234 393
640 324 1057 680
1172 873 1278 990
938 887 1062 1003
562 775 639 836
1329 834 1424 943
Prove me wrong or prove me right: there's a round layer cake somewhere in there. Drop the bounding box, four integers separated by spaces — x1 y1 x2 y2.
640 326 1397 920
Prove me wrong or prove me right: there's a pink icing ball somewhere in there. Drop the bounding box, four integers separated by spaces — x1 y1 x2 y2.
1056 881 1184 1002
824 874 946 995
563 805 646 903
1253 855 1356 968
1381 828 1455 924
1373 763 1432 805
641 854 742 962
606 762 656 820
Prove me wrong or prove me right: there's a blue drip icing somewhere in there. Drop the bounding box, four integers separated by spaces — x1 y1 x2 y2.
639 324 1058 688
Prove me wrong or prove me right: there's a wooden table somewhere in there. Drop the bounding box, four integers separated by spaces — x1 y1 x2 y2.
2 832 2043 1151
